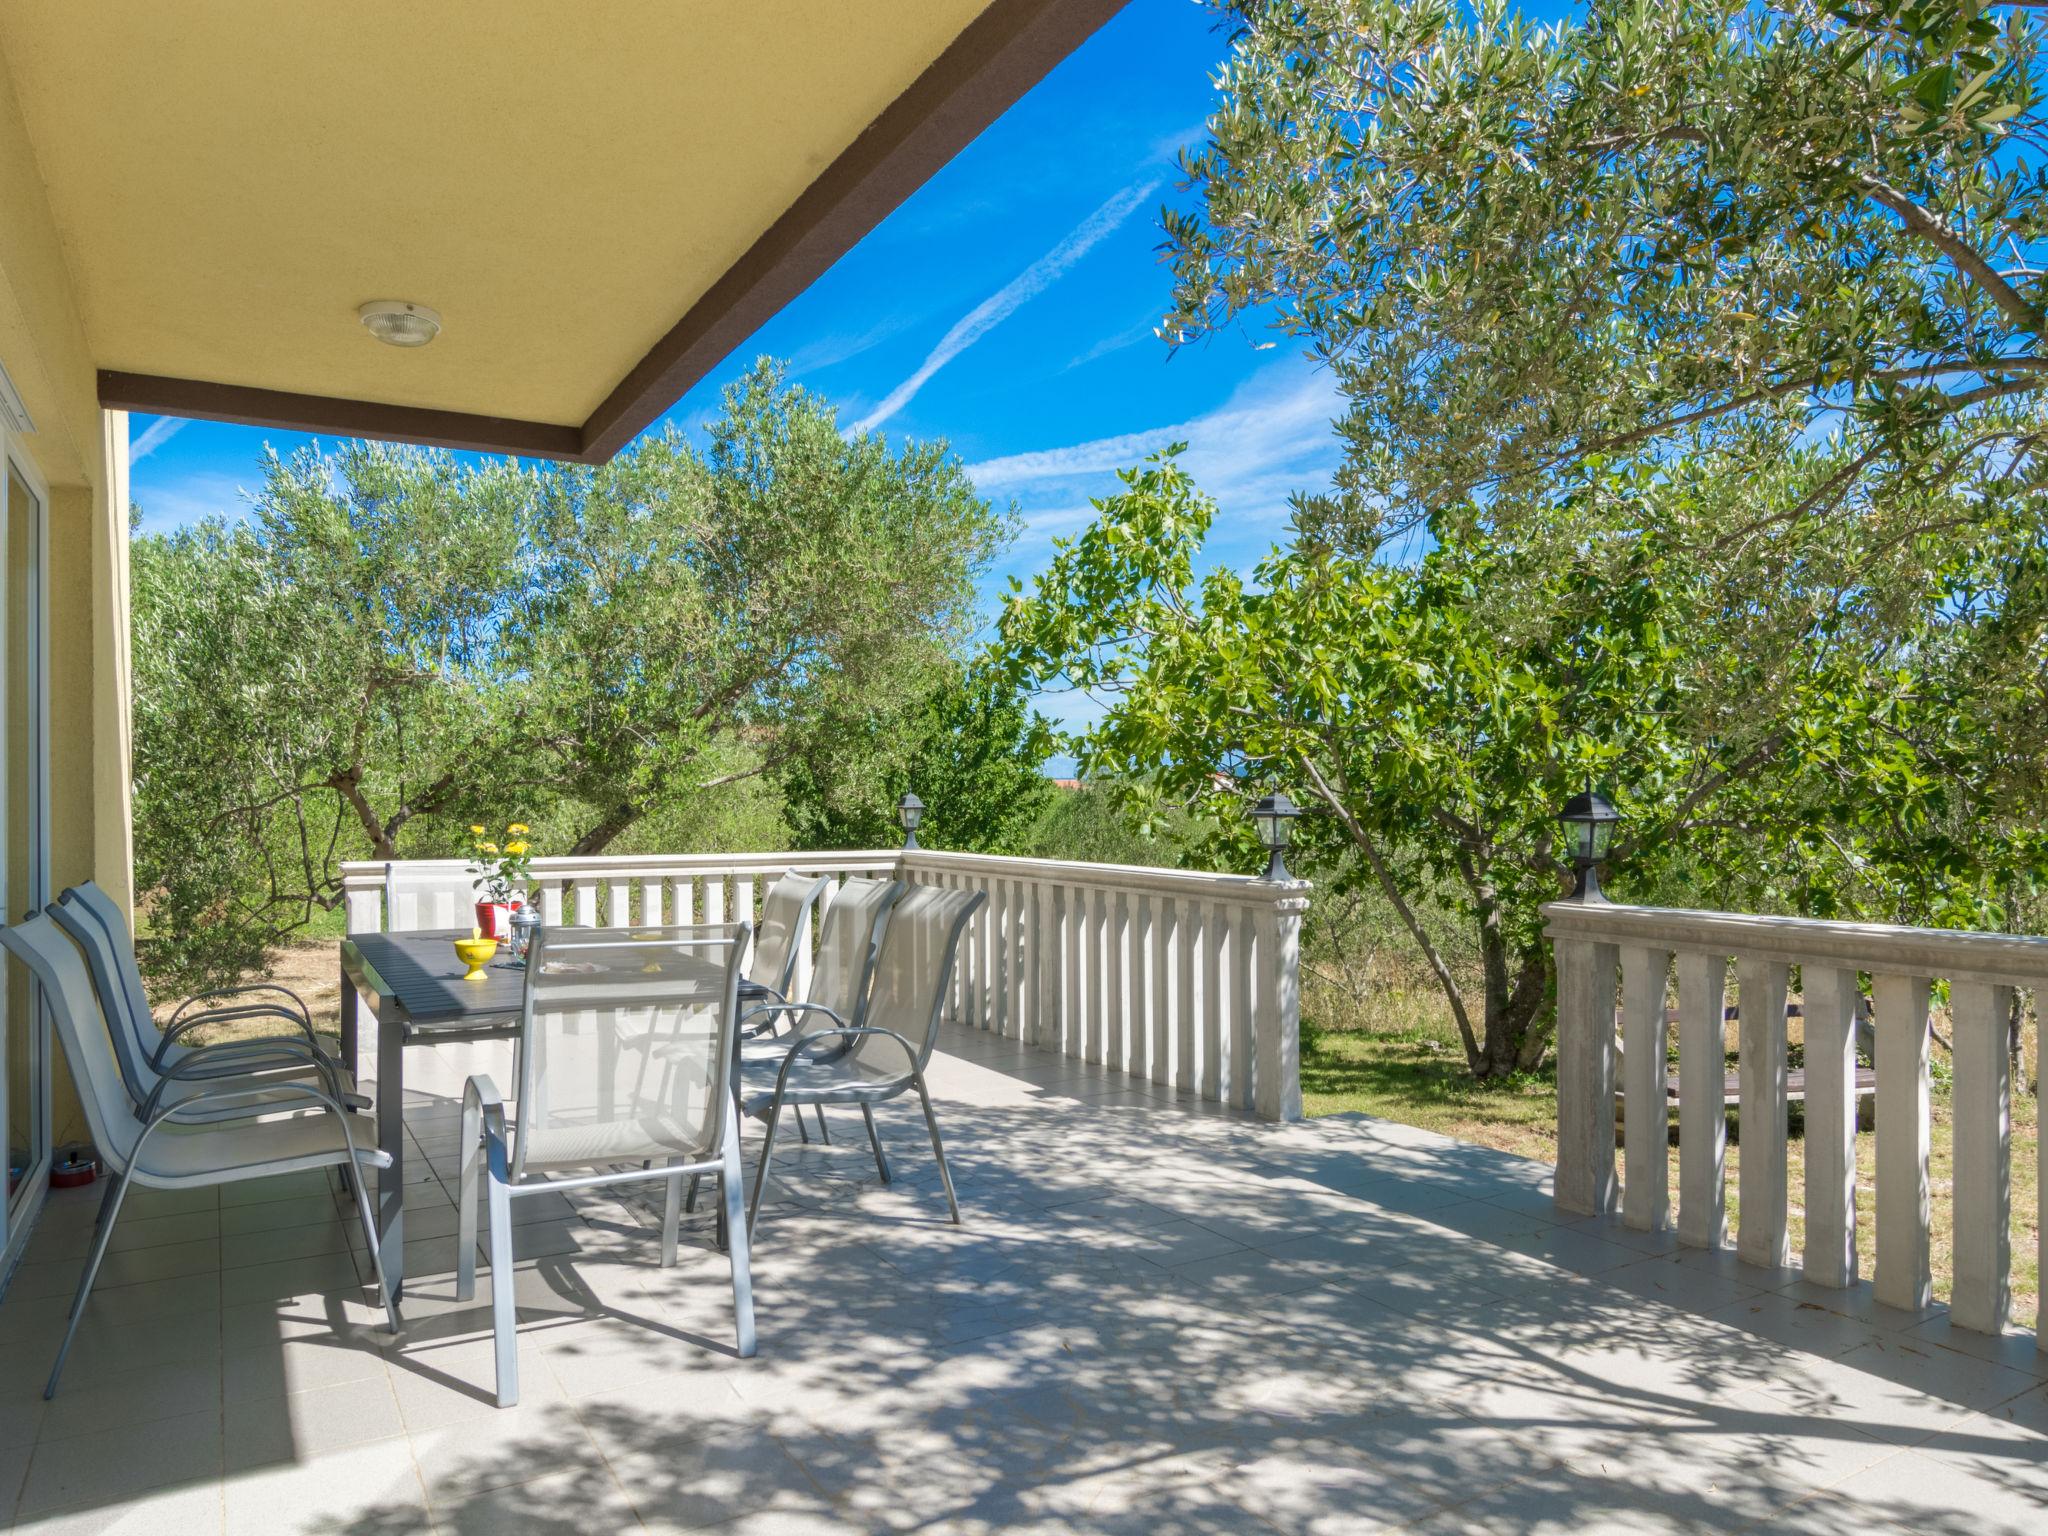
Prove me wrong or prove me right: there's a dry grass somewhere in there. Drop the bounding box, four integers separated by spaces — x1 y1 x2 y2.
1303 974 2043 1324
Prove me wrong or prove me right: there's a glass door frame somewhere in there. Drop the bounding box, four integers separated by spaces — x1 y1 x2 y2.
0 418 51 1274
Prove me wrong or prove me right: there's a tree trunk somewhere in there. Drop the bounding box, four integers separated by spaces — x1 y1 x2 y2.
1473 921 1552 1078
570 803 639 856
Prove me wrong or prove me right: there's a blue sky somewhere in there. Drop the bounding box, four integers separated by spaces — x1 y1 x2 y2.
129 0 1353 747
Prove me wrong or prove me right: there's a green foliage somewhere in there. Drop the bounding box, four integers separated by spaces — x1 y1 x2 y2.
997 449 2047 1076
778 666 1060 854
131 359 1009 986
1166 0 2048 549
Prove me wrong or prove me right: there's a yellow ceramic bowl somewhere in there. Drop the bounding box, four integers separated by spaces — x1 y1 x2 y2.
453 936 499 981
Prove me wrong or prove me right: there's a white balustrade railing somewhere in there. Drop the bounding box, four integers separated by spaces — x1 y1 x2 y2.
339 849 1309 1120
1548 900 2046 1344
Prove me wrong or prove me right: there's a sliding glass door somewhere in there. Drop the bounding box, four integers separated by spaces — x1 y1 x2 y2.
1 435 49 1270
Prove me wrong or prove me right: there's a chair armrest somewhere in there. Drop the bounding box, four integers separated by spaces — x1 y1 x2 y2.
170 982 312 1031
132 1080 389 1174
771 1025 920 1092
737 1000 846 1030
138 1038 348 1120
462 1074 513 1185
156 1004 334 1067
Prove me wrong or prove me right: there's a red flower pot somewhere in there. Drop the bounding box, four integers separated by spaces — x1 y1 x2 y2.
475 900 512 941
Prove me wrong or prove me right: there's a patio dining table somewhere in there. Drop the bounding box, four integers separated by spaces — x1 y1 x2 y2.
339 927 773 1298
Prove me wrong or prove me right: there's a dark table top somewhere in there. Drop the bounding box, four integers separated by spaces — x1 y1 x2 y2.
343 928 776 1032
343 928 526 1027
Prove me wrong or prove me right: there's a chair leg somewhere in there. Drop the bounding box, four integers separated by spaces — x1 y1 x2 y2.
746 1097 786 1235
796 1107 811 1144
721 1122 756 1358
457 1098 483 1302
861 1104 892 1184
913 1073 962 1225
488 1174 519 1408
815 1106 831 1144
685 1172 701 1214
344 1154 404 1334
45 1171 131 1399
661 1161 685 1268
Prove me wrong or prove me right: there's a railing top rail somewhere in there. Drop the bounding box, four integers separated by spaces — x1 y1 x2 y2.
340 849 1311 906
1544 900 2048 988
901 849 1309 905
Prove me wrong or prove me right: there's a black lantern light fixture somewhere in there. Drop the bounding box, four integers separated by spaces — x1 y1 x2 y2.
1558 790 1620 901
897 791 925 851
1252 791 1301 881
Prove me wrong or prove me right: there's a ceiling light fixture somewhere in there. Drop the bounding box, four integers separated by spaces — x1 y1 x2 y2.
357 300 442 348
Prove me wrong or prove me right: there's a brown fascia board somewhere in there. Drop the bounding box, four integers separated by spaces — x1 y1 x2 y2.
98 0 1133 465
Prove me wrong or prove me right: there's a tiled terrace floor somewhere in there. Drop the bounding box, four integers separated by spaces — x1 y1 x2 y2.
2 1026 2045 1535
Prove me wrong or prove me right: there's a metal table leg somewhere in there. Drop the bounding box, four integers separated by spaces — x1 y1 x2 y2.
377 1008 407 1298
340 958 359 1081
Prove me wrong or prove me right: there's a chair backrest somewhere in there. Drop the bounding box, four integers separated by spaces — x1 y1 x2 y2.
380 862 483 932
854 885 985 1075
800 876 903 1034
510 921 749 1180
51 886 165 1104
749 872 830 999
0 915 143 1171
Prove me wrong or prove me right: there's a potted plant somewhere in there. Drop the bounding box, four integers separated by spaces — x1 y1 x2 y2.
468 822 535 940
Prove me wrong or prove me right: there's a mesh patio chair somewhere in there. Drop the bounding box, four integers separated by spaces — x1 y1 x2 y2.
52 885 366 1123
454 921 757 1408
738 871 831 1016
55 881 337 1076
740 884 985 1237
0 914 398 1400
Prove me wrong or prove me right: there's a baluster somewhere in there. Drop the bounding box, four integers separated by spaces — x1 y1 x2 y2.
640 876 664 926
1200 901 1223 1103
736 876 756 929
1802 965 1861 1287
1619 945 1673 1232
704 877 726 926
1553 932 1620 1218
1128 894 1152 1081
1061 884 1083 1057
1085 887 1108 1064
539 882 564 926
574 878 598 928
1950 979 2013 1334
994 881 1015 1039
1736 957 1790 1267
1175 900 1199 1093
1230 906 1255 1112
1106 891 1130 1072
676 876 699 924
1872 972 1934 1312
606 879 629 927
1009 880 1030 1043
1675 951 1728 1248
1151 896 1174 1086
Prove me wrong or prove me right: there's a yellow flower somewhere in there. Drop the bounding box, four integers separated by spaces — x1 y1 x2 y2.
507 822 530 835
479 842 499 855
469 824 486 836
505 840 529 855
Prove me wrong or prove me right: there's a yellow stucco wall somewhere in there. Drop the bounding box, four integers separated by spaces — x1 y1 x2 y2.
0 35 137 1149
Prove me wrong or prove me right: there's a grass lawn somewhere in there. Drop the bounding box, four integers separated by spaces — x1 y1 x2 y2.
1303 991 2042 1325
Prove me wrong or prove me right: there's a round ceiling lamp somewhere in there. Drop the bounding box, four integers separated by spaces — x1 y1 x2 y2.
357 300 442 348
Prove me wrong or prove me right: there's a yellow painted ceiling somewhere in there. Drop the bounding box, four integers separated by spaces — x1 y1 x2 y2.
0 1 993 426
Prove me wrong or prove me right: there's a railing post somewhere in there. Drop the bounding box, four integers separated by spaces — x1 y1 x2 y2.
1252 890 1308 1122
1872 972 1935 1312
1554 931 1619 1217
1802 964 1861 1288
1619 944 1673 1232
1674 950 1729 1249
1737 957 1792 1268
1950 979 2013 1334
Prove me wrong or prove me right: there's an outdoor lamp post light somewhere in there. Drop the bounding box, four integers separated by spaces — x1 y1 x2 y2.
897 791 925 851
1559 790 1621 901
1252 791 1301 881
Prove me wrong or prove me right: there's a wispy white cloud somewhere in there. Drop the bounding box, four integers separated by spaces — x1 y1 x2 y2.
129 416 187 465
854 178 1162 434
1062 320 1156 373
130 470 253 532
974 362 1347 562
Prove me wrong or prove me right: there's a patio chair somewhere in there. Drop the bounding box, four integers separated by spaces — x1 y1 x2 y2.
55 881 337 1071
0 914 399 1400
454 921 757 1408
52 885 366 1123
738 870 832 1014
740 884 985 1237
